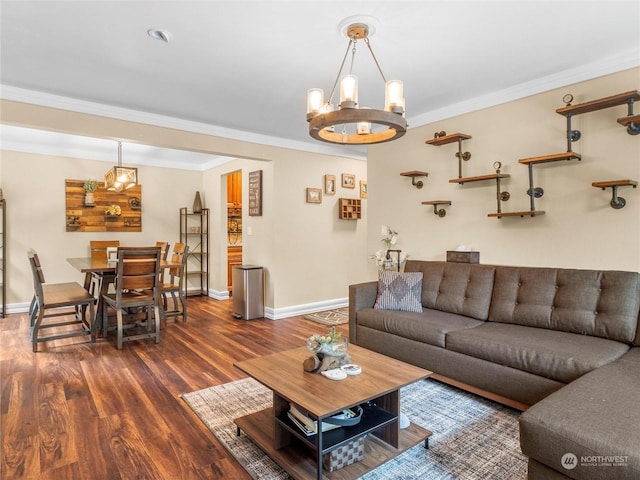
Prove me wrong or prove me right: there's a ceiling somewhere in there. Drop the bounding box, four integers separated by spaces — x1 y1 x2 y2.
1 1 639 165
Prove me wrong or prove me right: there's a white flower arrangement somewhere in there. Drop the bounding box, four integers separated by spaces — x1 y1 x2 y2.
369 227 409 269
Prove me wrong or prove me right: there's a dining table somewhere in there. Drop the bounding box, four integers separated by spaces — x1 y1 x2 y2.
67 256 182 335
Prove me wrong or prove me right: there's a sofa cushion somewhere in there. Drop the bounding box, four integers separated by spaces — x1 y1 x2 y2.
446 322 629 383
404 261 495 320
489 266 640 344
356 307 484 348
520 348 640 479
373 271 423 312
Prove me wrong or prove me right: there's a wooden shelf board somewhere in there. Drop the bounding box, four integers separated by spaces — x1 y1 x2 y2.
617 114 640 127
518 152 581 165
421 201 452 206
592 179 638 188
449 173 510 184
488 211 546 218
425 133 471 146
556 90 640 116
400 171 428 178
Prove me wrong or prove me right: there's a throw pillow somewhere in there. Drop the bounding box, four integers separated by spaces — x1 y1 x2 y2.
374 271 423 312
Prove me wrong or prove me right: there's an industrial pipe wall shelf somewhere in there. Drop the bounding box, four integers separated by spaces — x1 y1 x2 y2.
518 152 580 216
400 171 428 189
492 162 510 214
448 162 511 216
421 200 451 217
592 179 638 209
557 91 640 150
488 153 580 219
425 131 472 179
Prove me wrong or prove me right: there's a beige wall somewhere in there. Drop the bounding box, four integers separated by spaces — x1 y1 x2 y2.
2 68 638 314
201 153 367 314
2 151 201 307
1 142 367 316
366 68 640 278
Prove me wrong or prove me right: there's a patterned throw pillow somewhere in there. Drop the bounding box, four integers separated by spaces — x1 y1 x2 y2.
373 271 423 312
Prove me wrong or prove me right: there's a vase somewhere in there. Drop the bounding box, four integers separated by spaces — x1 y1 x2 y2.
84 192 95 205
193 191 203 213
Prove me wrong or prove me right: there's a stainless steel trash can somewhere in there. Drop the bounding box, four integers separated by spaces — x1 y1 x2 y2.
232 265 264 320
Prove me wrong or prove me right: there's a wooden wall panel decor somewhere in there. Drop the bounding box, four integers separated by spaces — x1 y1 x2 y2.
65 179 142 232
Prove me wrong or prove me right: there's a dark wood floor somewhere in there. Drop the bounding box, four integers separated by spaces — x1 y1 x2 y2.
1 297 340 479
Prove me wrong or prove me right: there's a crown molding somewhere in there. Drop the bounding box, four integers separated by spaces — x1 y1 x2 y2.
0 124 233 170
2 48 636 166
0 85 367 162
407 49 640 128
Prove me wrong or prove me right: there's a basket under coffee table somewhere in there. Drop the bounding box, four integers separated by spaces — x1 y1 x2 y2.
234 344 433 480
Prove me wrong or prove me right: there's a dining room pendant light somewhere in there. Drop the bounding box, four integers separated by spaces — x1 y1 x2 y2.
104 141 137 192
306 21 407 145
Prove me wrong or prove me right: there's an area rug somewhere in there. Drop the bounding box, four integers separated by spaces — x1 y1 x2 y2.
303 307 349 325
181 377 527 479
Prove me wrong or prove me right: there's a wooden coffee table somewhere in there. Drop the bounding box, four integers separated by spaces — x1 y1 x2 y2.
234 344 432 480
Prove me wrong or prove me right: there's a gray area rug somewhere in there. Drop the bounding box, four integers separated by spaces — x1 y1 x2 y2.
181 377 527 479
303 307 349 325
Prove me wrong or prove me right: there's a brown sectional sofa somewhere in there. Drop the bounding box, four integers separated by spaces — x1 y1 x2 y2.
348 260 640 479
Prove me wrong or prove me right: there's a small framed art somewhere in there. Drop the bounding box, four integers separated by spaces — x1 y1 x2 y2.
324 175 336 195
306 188 322 204
248 170 263 216
360 180 367 198
342 173 356 188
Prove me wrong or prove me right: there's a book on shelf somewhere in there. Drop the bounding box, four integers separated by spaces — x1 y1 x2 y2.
286 412 315 436
288 403 357 435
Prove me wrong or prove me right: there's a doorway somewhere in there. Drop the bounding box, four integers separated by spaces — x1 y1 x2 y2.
227 170 243 292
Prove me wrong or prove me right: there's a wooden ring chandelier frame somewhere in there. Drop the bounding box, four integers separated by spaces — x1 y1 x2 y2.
306 22 408 145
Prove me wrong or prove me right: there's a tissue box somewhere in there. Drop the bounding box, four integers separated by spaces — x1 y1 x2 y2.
446 251 479 264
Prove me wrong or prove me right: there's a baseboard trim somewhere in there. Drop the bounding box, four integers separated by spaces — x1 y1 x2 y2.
266 298 348 320
6 295 349 322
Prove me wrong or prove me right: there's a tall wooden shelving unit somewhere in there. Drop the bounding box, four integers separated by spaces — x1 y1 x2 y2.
0 199 5 317
180 207 209 297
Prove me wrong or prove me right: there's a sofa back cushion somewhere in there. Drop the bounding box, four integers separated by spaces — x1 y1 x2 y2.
404 261 495 320
489 266 640 344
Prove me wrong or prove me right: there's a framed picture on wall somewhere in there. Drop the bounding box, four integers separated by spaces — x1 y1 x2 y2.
324 175 336 195
248 170 263 216
360 180 367 198
342 173 356 188
306 188 322 204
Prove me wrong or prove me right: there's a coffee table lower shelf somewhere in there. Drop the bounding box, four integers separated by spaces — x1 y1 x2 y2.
235 407 432 480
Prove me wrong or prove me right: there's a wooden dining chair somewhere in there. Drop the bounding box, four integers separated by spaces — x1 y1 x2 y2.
155 241 170 283
90 240 121 261
28 249 96 352
88 240 120 295
155 242 170 261
160 243 189 322
102 247 162 349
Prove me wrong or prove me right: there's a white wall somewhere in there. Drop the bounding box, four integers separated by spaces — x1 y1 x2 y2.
366 68 640 278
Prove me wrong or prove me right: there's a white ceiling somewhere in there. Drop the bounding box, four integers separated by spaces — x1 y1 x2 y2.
1 1 639 166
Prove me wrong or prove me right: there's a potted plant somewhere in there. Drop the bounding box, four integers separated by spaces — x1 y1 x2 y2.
83 179 99 205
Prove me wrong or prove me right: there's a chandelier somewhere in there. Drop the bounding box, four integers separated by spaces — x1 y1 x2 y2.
306 21 407 145
104 141 137 192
